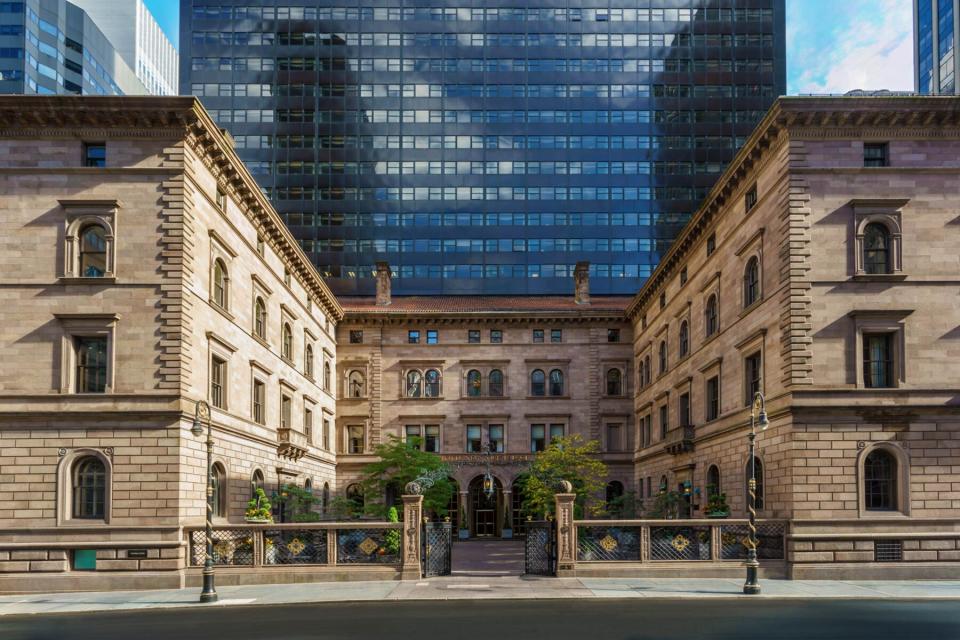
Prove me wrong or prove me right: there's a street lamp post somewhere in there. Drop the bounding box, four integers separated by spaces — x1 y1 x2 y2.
191 400 218 603
743 391 769 595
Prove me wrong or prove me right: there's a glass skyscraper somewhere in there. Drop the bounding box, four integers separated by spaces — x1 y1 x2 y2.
181 1 786 296
916 0 957 95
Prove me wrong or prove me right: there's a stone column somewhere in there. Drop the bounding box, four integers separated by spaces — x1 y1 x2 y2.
401 493 423 580
502 489 513 538
554 481 577 577
459 490 470 537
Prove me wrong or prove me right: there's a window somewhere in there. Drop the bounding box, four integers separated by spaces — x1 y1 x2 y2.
408 330 420 344
864 448 898 511
864 142 889 167
346 483 364 510
745 457 764 510
643 356 651 386
348 425 365 453
467 369 482 397
304 407 313 441
251 469 265 495
863 333 894 388
550 424 565 442
605 481 625 511
405 425 422 448
426 330 439 344
490 329 503 343
679 321 689 358
607 328 620 343
280 394 292 429
424 369 441 396
489 424 504 452
743 257 760 308
216 187 226 211
83 142 105 167
284 269 291 286
531 424 546 452
212 259 228 309
606 368 622 396
322 482 330 514
744 184 758 212
349 330 363 344
72 456 106 519
679 392 691 427
706 233 716 256
211 463 226 518
210 356 226 409
706 465 721 497
659 405 668 439
530 369 546 396
348 370 365 397
323 418 331 450
78 224 107 277
548 369 564 396
281 323 293 360
75 336 107 393
659 292 666 309
305 344 314 378
638 360 645 389
863 224 891 274
706 376 720 421
256 235 265 256
641 414 652 448
424 425 440 452
679 267 688 286
468 330 481 343
744 352 762 405
606 423 622 452
658 340 667 374
705 295 719 337
252 379 266 424
532 329 544 343
489 369 504 397
254 297 267 339
323 362 331 391
466 425 483 452
550 329 563 343
406 370 423 397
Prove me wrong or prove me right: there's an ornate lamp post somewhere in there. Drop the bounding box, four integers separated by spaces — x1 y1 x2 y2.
191 400 217 603
743 391 769 595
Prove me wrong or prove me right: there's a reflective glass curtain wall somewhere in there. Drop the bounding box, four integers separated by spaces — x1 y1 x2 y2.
916 0 959 95
181 1 786 295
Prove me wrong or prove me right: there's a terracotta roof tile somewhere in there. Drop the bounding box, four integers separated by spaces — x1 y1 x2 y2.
340 296 631 315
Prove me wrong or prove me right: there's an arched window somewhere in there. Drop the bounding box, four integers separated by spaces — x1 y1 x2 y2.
605 481 625 514
253 297 267 339
705 294 718 337
466 369 482 397
549 369 564 396
251 469 264 497
424 369 441 397
706 465 721 497
864 448 897 511
659 475 668 493
322 482 330 515
606 368 622 396
281 323 293 359
211 462 227 518
745 457 764 511
349 370 365 398
488 369 504 397
78 224 107 277
679 321 690 358
743 256 760 307
305 344 314 378
638 360 645 388
323 361 331 390
72 456 106 519
346 483 364 512
530 369 545 396
406 370 423 398
212 259 228 309
863 223 891 274
658 340 667 374
643 356 651 386
304 478 312 492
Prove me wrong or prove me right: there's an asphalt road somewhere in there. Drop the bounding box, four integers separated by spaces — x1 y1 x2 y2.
2 599 959 640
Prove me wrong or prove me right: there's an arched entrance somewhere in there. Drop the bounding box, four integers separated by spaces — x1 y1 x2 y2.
468 475 503 537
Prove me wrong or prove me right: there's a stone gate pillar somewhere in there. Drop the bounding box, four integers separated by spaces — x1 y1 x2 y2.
401 491 423 580
554 481 577 577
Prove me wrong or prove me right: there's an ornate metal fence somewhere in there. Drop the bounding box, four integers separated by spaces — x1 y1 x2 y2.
265 529 328 565
578 526 642 562
422 521 452 577
720 522 786 560
650 526 712 561
189 529 254 566
524 520 556 576
336 528 401 564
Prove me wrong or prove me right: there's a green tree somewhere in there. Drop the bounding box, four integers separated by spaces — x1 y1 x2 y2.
521 434 607 519
358 436 454 518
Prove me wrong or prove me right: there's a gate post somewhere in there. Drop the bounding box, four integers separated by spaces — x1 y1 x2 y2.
401 488 424 580
554 480 577 577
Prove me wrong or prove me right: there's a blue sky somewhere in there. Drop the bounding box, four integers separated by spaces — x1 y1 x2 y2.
143 0 915 95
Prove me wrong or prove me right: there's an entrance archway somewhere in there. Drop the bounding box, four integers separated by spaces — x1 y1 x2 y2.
468 475 503 537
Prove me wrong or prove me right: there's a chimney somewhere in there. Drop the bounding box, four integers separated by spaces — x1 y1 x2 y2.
574 261 590 305
375 261 392 306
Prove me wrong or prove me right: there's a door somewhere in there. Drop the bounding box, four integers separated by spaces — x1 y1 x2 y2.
469 475 502 537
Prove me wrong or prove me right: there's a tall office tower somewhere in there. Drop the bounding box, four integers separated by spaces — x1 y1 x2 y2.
182 1 786 295
0 0 147 95
71 0 179 96
916 0 958 95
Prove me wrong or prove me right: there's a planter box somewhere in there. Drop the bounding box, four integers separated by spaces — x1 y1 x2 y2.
245 517 272 524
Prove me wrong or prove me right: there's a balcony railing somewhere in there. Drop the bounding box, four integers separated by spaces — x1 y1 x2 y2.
277 427 309 460
663 424 695 455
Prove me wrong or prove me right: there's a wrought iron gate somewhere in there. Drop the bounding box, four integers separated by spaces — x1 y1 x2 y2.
524 520 556 576
422 521 452 577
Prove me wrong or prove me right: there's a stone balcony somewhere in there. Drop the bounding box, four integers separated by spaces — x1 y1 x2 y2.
663 424 695 455
277 427 309 460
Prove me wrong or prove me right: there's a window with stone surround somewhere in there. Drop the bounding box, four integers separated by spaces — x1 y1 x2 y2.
606 423 623 452
490 329 503 343
606 368 623 396
863 142 889 167
281 322 294 360
549 369 564 396
489 369 504 397
72 456 106 519
404 367 442 398
863 224 891 274
706 465 721 497
304 405 314 442
405 424 440 452
851 199 906 277
658 340 668 374
347 425 365 454
212 259 229 310
61 200 118 280
252 378 266 424
254 297 267 340
705 376 720 422
679 321 690 358
280 394 292 429
530 369 546 396
75 336 108 394
323 361 331 391
349 330 363 344
58 448 112 525
210 356 226 409
348 370 366 397
743 256 760 308
659 404 668 439
850 310 909 389
305 343 315 379
858 443 910 516
744 351 762 406
56 313 118 394
83 142 105 167
468 330 481 343
705 294 719 337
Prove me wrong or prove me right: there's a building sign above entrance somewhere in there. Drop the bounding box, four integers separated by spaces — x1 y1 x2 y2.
443 453 533 466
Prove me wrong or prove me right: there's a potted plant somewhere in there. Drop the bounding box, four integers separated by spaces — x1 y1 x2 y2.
245 487 273 523
705 486 730 518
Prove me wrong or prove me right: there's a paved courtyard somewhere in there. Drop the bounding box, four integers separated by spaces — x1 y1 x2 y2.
451 540 525 577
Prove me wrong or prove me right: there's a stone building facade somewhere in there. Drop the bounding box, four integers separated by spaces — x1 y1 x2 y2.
627 96 960 578
0 96 341 592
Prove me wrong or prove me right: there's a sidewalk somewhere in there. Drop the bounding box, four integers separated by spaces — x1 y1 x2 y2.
2 576 960 616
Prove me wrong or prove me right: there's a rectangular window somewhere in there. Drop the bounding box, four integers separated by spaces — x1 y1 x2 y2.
607 328 620 343
426 330 439 344
75 336 107 393
679 392 691 427
659 405 668 439
323 418 331 450
424 425 440 452
680 267 688 285
405 424 422 448
216 187 226 211
744 184 758 212
864 142 889 168
210 356 226 409
489 424 504 452
706 233 716 256
408 330 420 344
349 330 363 344
531 424 546 452
863 333 894 388
304 407 313 441
706 376 720 421
83 142 105 168
744 352 762 405
256 235 265 256
642 414 652 447
466 424 483 452
550 329 563 343
490 329 503 343
549 423 564 442
606 423 622 451
468 330 481 343
280 394 292 429
532 329 544 343
348 425 365 453
252 380 265 424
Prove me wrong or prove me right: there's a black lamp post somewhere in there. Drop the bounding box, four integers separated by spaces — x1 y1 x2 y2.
743 391 769 595
191 400 218 603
